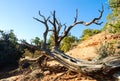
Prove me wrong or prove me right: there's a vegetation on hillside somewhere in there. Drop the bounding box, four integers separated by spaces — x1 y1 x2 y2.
102 0 120 34
48 33 78 52
80 28 101 41
97 0 120 60
0 30 23 67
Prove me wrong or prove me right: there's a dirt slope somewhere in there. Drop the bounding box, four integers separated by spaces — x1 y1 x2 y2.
67 31 114 60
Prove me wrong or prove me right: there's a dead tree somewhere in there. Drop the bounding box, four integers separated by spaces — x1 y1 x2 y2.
22 5 120 80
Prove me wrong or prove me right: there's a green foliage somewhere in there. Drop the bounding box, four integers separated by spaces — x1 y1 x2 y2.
108 0 120 18
102 20 120 34
102 0 120 33
49 28 100 52
0 30 23 67
101 23 108 31
80 28 101 41
117 41 120 54
109 21 120 33
48 33 78 52
117 41 120 49
23 49 41 58
48 33 54 49
97 41 116 60
33 50 41 58
118 51 120 54
31 37 41 47
60 35 78 52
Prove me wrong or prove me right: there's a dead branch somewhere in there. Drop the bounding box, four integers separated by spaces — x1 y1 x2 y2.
21 5 120 80
58 5 104 44
33 11 50 49
31 5 105 73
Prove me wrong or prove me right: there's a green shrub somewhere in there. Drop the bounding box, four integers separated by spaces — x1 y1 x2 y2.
81 28 101 41
0 30 23 67
118 51 120 54
97 41 116 60
60 36 78 52
117 41 120 49
23 49 41 58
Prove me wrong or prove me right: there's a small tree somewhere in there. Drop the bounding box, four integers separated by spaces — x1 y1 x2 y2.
48 33 78 52
60 35 77 52
103 0 120 34
81 28 101 40
0 30 23 67
31 37 41 47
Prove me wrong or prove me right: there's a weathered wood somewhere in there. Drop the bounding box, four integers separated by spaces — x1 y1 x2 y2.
21 5 120 80
21 42 120 75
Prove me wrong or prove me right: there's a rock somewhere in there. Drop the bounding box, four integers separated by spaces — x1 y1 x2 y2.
43 71 50 75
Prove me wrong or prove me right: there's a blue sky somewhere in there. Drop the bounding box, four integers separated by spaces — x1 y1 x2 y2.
0 0 109 42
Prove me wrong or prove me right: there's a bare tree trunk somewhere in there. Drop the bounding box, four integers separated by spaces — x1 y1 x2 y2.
21 5 120 80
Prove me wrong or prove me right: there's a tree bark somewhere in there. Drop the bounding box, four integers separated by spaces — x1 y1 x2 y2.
21 5 120 80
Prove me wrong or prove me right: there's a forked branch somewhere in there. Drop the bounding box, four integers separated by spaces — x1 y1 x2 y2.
33 11 50 49
58 5 104 44
33 5 104 48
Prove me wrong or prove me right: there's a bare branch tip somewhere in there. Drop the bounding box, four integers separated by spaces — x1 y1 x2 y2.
39 11 41 15
102 4 104 11
33 17 37 20
76 9 78 12
47 16 51 20
53 10 56 13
